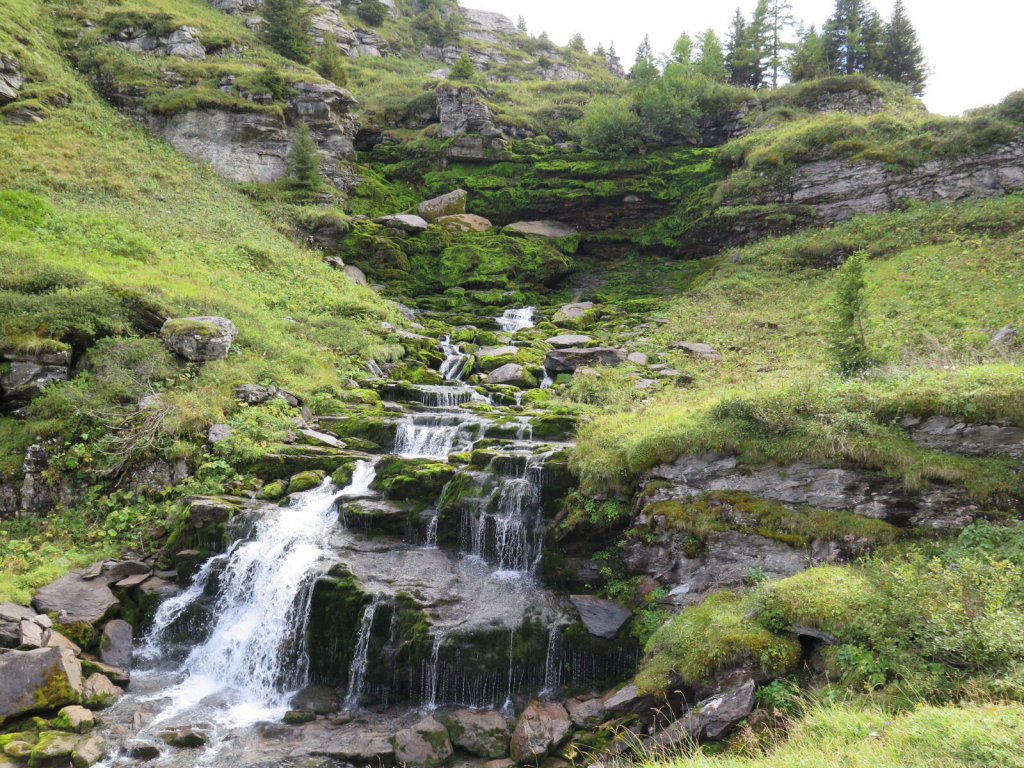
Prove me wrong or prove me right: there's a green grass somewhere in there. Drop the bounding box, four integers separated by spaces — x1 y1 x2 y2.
648 701 1024 768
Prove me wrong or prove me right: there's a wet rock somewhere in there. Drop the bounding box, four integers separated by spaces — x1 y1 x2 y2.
71 734 107 767
103 560 150 582
0 647 83 722
438 213 493 233
486 363 536 388
565 697 606 728
672 342 723 361
288 470 327 494
234 384 300 407
52 704 95 733
306 726 395 762
160 316 237 362
159 726 208 748
446 708 510 758
33 570 119 625
503 221 577 239
99 619 133 670
650 679 755 745
437 85 500 138
0 54 23 104
509 701 571 763
569 595 632 639
284 709 317 724
82 673 123 708
125 741 162 760
546 334 592 348
544 347 626 374
291 685 337 715
602 683 655 717
376 214 430 232
28 731 78 763
419 189 468 222
392 716 453 767
477 346 522 372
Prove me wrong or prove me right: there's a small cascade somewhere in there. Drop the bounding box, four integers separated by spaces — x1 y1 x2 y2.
423 630 448 710
410 384 483 408
340 459 377 498
541 625 564 696
501 628 515 716
345 595 384 709
439 336 472 381
425 513 439 547
540 369 554 389
496 307 535 333
394 417 460 459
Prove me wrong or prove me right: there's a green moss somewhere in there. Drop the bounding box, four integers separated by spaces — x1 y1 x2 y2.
30 671 81 712
286 470 326 495
372 457 454 501
305 564 370 687
257 480 287 501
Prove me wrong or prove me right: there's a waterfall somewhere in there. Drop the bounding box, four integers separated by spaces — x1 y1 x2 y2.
345 595 384 709
340 460 377 497
425 513 439 547
136 478 344 725
394 417 460 459
423 630 448 710
439 336 472 381
496 307 535 333
540 369 554 389
541 625 564 696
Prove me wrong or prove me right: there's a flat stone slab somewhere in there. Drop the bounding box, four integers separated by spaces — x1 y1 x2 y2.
504 220 577 238
569 595 632 639
546 334 592 348
33 570 119 625
376 214 430 232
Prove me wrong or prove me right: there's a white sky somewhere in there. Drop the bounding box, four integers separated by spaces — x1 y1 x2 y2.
464 0 1024 115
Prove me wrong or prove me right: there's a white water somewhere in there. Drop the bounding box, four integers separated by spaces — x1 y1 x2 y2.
541 624 564 696
394 418 460 459
496 307 535 333
540 369 554 389
345 595 384 709
439 336 472 381
340 459 377 497
423 630 448 710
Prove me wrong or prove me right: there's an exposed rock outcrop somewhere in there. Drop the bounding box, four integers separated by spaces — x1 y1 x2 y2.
545 347 627 374
0 53 23 104
0 647 83 723
114 25 206 59
649 679 756 746
437 85 501 138
160 316 237 361
504 220 577 238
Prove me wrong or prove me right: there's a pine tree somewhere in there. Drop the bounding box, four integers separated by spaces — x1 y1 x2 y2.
725 8 751 86
262 0 313 64
881 0 926 95
671 33 694 67
766 0 795 89
631 34 659 83
568 33 587 54
824 0 873 75
745 0 772 89
316 32 348 86
788 25 830 82
828 251 872 375
607 42 623 75
288 123 322 191
594 42 607 58
449 52 475 80
516 15 527 34
695 29 728 82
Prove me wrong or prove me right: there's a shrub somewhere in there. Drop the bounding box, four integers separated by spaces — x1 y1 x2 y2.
356 0 387 26
579 96 641 155
828 251 872 375
262 0 313 63
448 52 475 80
317 32 348 86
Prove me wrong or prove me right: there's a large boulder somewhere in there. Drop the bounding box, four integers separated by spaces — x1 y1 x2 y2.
565 697 606 729
437 85 500 138
99 619 133 670
392 716 453 767
0 54 23 104
486 363 536 388
419 189 468 222
544 347 626 374
504 221 577 239
446 709 510 758
509 701 571 763
160 316 237 362
0 360 68 410
569 595 632 639
551 302 596 328
545 334 592 348
0 647 83 723
33 570 119 625
82 673 123 708
376 214 430 233
438 213 493 233
476 346 521 372
650 679 756 745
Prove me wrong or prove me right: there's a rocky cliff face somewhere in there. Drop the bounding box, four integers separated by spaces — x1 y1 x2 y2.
742 139 1024 225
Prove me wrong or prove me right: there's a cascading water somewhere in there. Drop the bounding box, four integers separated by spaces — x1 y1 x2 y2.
541 625 564 696
439 335 472 381
345 595 384 709
423 630 448 710
496 307 535 333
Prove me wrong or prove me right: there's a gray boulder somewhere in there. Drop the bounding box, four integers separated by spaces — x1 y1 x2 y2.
546 334 592 348
0 361 68 408
0 647 83 723
509 700 571 763
0 602 39 647
437 85 500 138
345 264 368 285
651 679 755 745
672 342 723 361
446 708 510 758
116 25 206 59
419 189 468 222
504 220 577 238
392 716 453 767
545 347 627 374
234 384 299 407
160 316 237 362
569 595 632 639
33 569 119 625
486 363 536 388
552 302 595 326
565 696 606 728
0 54 23 104
376 214 430 232
99 619 133 670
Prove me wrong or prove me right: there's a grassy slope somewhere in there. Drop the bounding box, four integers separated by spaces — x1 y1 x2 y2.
0 0 398 602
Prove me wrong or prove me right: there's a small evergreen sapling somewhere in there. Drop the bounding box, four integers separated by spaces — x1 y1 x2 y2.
449 52 476 80
289 123 323 191
828 251 872 374
262 0 313 64
317 32 348 86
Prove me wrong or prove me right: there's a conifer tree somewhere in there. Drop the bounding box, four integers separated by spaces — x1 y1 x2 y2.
594 42 607 58
516 15 527 34
631 34 659 83
288 123 322 191
881 0 927 95
316 32 348 86
828 251 872 375
695 29 728 82
671 33 694 68
824 0 873 75
725 8 752 86
788 25 830 81
263 0 313 64
766 0 795 88
568 33 587 53
449 52 475 80
745 0 772 89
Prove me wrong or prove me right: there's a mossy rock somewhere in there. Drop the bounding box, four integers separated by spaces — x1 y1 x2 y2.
283 710 316 725
257 480 287 501
287 470 326 495
331 460 358 488
248 445 358 479
530 413 578 440
306 564 371 687
372 457 455 501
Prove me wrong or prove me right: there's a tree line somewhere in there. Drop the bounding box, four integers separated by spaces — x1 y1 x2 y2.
602 0 927 97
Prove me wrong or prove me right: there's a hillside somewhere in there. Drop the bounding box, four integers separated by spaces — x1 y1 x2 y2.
1 0 1024 767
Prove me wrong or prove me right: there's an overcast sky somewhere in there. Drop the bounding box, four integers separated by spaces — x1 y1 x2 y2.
465 0 1023 115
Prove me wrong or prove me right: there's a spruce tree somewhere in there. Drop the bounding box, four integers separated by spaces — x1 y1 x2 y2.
828 251 872 375
568 33 587 53
824 0 873 75
316 32 348 86
671 33 694 68
725 8 752 86
766 0 795 89
262 0 313 64
745 0 772 89
631 35 659 84
449 52 475 80
695 29 728 82
788 25 830 82
288 123 322 191
516 15 527 34
881 0 927 95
